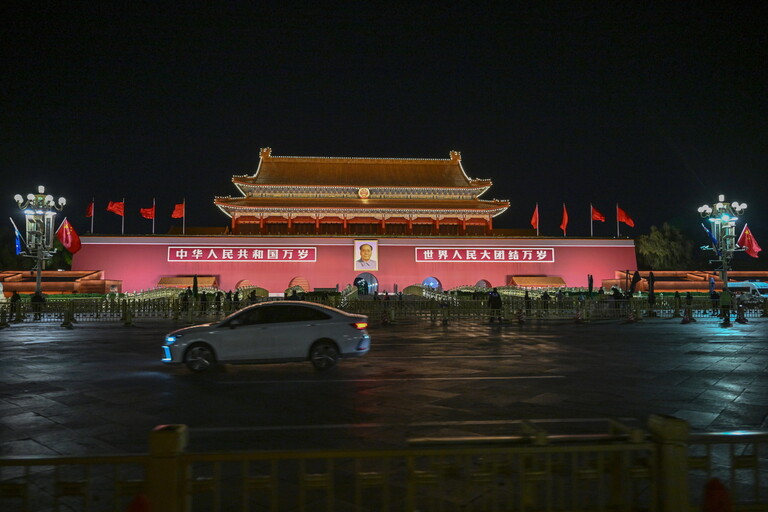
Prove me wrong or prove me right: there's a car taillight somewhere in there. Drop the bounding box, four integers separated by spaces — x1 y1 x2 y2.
352 321 368 330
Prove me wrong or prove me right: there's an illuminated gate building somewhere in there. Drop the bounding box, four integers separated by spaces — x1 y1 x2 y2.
72 148 637 293
216 147 508 237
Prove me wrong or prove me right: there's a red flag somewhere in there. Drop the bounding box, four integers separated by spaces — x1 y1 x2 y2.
530 204 539 230
85 201 94 218
56 219 82 254
171 203 185 218
560 203 568 234
140 206 156 219
591 205 605 222
106 201 125 216
737 223 762 258
617 205 634 227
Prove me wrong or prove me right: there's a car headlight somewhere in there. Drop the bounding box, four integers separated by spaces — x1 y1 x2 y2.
165 335 181 345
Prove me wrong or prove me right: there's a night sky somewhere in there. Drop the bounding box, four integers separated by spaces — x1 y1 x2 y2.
3 4 767 249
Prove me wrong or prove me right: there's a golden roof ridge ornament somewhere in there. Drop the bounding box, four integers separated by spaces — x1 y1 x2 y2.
450 150 461 161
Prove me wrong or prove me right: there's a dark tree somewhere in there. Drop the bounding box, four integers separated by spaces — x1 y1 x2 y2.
635 223 694 270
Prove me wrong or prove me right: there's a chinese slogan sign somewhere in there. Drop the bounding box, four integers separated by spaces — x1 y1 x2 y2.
415 247 554 263
168 247 317 262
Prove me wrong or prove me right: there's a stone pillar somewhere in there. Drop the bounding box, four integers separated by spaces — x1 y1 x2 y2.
147 424 189 512
648 414 690 512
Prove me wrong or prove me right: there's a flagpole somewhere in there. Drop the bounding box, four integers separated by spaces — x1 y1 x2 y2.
152 198 156 235
183 198 186 235
122 197 125 235
90 198 94 234
616 203 620 238
590 203 593 237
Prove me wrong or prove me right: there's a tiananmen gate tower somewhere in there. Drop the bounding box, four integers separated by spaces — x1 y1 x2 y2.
71 148 637 294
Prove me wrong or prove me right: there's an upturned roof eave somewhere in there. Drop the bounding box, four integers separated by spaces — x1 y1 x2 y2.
230 178 493 190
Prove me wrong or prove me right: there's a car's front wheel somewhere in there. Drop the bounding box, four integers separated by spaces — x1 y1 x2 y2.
310 341 340 371
185 344 217 373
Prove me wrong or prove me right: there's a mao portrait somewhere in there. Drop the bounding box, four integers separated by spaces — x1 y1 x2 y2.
354 240 378 271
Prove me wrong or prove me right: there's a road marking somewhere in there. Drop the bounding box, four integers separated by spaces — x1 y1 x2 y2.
219 375 564 384
193 416 629 434
375 355 522 359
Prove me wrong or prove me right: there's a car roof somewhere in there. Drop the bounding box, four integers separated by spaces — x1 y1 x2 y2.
230 300 347 317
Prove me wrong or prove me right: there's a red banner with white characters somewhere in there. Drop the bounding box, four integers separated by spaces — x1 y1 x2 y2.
415 247 555 263
168 247 317 262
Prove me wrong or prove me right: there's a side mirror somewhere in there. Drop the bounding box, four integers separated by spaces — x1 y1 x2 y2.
228 318 242 329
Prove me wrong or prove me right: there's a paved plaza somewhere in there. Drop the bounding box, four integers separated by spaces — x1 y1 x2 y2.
1 316 767 457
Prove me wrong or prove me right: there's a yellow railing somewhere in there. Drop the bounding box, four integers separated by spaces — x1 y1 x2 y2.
2 417 767 511
2 293 766 328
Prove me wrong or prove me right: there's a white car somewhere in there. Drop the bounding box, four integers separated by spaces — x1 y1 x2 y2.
162 301 370 372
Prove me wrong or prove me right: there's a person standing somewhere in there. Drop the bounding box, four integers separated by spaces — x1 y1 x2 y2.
31 292 44 320
487 288 503 323
709 290 720 315
10 291 21 322
720 288 733 325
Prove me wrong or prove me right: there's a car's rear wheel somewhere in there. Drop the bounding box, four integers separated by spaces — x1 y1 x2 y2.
310 341 340 371
185 344 217 372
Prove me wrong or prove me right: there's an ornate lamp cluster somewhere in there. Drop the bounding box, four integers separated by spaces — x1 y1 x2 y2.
13 185 66 295
697 194 747 286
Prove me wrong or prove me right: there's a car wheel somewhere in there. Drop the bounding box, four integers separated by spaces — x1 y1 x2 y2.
185 344 217 373
310 341 340 371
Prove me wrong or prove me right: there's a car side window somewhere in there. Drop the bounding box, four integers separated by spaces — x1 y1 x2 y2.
262 305 331 324
291 306 331 322
234 308 265 326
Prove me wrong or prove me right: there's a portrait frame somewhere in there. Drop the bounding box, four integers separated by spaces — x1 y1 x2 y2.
354 239 379 271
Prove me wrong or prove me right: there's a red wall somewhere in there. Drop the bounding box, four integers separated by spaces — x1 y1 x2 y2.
72 236 637 293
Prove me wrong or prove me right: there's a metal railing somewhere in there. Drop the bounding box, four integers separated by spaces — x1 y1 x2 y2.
2 417 766 511
1 294 765 327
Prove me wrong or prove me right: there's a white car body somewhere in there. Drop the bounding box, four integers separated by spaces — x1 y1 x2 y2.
162 301 370 372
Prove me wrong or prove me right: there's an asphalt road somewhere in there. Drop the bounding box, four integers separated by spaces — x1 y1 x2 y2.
1 316 767 456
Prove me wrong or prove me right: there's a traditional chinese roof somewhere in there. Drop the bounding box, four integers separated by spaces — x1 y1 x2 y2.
217 148 510 220
215 197 510 216
234 148 492 189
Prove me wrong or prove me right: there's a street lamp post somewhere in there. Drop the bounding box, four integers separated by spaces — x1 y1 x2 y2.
14 186 66 296
697 194 747 289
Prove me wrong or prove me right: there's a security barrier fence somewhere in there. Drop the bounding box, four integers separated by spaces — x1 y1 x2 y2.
1 417 766 511
1 294 765 327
